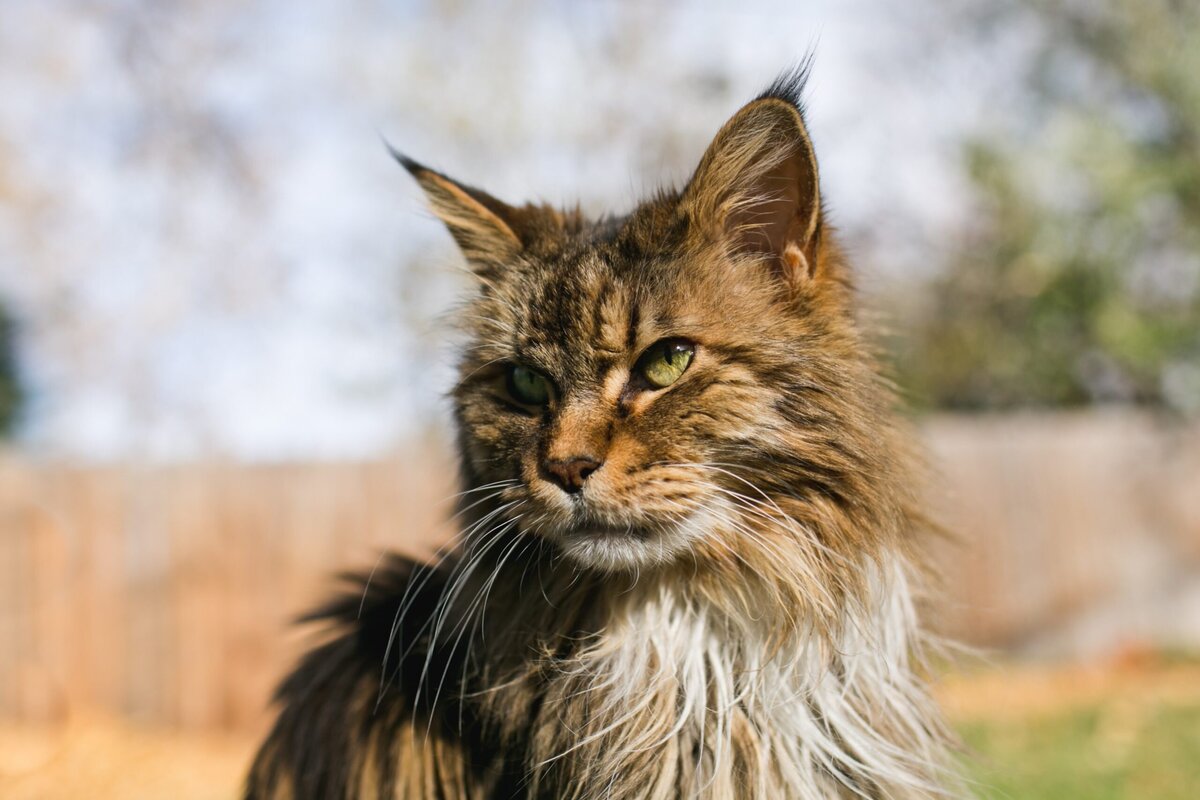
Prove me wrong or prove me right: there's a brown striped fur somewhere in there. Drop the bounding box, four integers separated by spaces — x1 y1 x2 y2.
246 67 964 799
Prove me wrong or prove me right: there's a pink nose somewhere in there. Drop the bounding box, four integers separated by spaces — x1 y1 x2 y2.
543 457 602 494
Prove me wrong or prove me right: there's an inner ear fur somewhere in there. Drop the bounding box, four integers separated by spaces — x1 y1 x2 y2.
682 95 822 286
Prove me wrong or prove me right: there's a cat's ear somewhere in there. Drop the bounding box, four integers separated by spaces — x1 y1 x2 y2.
682 69 823 287
392 147 524 273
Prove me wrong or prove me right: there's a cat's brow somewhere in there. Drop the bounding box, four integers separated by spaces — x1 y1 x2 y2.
625 298 640 352
585 268 633 356
591 344 626 359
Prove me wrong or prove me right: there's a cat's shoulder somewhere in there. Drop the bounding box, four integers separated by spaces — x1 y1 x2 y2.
244 552 461 798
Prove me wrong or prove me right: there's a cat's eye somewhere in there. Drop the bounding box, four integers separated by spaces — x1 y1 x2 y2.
637 339 695 389
506 365 552 406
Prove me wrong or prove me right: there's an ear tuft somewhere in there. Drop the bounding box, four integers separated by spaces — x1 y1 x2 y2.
383 138 424 176
753 57 814 115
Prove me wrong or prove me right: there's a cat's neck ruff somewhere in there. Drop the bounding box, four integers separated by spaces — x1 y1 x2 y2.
469 550 955 800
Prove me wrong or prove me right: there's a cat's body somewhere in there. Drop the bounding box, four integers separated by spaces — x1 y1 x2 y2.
246 69 962 799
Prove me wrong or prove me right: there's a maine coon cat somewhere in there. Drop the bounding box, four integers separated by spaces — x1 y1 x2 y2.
246 67 963 799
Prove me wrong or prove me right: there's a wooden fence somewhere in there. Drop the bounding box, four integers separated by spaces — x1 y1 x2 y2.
923 413 1200 653
1 413 1198 732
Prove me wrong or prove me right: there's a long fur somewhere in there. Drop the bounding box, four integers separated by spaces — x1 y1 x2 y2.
247 68 965 799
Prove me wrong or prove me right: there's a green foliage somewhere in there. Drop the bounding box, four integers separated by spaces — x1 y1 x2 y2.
894 0 1200 412
0 303 22 437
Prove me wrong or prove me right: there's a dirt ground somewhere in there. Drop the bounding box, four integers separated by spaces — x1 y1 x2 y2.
0 715 256 800
938 652 1200 722
3 658 1199 800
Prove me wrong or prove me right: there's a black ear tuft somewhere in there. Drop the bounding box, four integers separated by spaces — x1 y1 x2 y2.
755 56 815 113
383 137 425 178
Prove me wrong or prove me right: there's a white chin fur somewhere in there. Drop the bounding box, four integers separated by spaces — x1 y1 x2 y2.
557 529 685 571
554 504 723 572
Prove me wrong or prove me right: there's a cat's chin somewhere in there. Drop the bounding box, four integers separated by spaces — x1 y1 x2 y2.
550 504 722 572
555 526 688 572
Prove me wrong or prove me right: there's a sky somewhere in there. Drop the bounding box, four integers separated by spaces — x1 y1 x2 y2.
0 0 1013 460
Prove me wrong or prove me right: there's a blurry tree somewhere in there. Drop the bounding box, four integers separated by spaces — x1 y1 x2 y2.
893 0 1200 412
0 301 21 436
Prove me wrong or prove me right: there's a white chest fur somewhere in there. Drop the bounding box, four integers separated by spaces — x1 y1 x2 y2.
515 559 956 800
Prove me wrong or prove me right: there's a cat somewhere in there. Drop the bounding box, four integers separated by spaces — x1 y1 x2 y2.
245 66 963 800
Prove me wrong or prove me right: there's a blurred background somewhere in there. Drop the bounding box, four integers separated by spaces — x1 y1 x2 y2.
1 0 1198 797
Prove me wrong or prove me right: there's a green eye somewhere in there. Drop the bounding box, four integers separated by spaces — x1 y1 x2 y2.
507 365 551 405
638 339 695 388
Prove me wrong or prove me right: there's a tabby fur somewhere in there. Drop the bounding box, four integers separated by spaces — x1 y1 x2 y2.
246 66 963 800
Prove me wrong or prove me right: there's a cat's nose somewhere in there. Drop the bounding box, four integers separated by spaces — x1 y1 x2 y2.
543 456 602 494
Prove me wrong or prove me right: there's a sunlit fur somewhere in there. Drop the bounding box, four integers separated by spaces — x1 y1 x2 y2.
246 67 965 799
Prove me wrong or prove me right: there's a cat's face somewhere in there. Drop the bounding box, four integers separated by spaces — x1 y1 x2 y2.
403 75 888 573
454 236 820 571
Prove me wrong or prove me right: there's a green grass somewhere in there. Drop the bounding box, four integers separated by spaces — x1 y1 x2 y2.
959 701 1200 799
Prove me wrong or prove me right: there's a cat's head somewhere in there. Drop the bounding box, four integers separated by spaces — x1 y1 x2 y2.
401 69 903 577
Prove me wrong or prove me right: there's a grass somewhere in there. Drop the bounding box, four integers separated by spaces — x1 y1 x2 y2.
943 653 1200 799
961 701 1200 799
